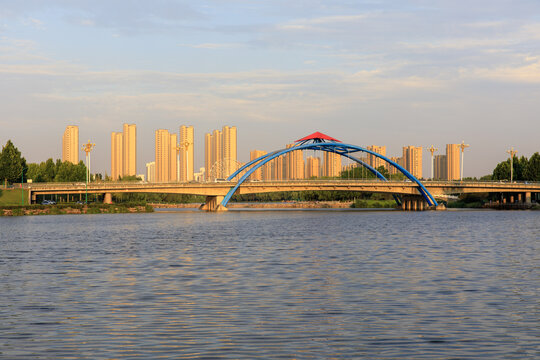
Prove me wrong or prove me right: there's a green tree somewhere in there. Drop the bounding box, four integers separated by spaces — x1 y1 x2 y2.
526 152 540 181
0 140 27 184
54 161 86 182
492 159 511 180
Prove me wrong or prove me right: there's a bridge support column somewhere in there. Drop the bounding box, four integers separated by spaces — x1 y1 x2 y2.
103 193 113 204
525 192 531 204
402 196 427 211
510 195 514 203
200 195 228 212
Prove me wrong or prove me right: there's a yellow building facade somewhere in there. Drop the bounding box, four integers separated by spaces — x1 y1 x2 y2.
402 146 423 179
323 151 341 177
155 129 178 182
204 126 237 180
446 144 460 180
249 150 267 180
62 125 79 164
366 145 386 170
110 124 137 180
305 156 321 179
179 125 194 182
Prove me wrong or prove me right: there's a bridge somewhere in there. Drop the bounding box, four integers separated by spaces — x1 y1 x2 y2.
24 132 540 211
26 180 540 211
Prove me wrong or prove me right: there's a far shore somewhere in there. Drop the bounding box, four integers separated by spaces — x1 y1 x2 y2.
151 201 355 209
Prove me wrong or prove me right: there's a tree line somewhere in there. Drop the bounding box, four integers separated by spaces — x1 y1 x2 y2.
491 153 540 181
0 140 87 184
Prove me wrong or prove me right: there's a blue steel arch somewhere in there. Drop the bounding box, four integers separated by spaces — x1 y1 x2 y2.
223 142 438 207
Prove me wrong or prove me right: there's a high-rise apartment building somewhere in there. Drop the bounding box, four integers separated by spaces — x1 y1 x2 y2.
110 124 137 180
434 155 447 180
146 162 156 183
179 125 194 182
403 146 423 178
285 144 304 180
62 125 79 164
386 156 403 175
366 145 386 170
122 124 136 177
446 144 460 180
155 129 177 182
111 132 123 180
323 151 341 177
305 156 321 179
249 150 267 181
204 126 237 180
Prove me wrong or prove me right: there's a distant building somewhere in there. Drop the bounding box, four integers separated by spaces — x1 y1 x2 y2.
285 144 304 180
111 124 136 180
62 125 79 164
403 146 422 178
434 155 447 180
366 145 386 170
446 144 460 180
179 125 194 182
387 156 403 175
146 162 155 183
249 150 267 180
323 151 341 177
155 129 177 182
204 126 237 180
305 156 321 179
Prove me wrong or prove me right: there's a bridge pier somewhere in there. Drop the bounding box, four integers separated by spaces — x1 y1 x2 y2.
103 193 113 204
401 196 428 211
525 192 531 204
200 195 228 212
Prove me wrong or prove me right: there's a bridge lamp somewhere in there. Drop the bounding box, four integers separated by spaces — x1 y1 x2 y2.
506 147 517 182
82 140 96 204
459 141 469 181
177 140 192 182
427 145 438 180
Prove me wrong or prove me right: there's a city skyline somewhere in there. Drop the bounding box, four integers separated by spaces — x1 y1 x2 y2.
49 123 539 180
1 1 539 177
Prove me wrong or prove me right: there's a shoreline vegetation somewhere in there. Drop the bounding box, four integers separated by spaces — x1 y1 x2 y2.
1 189 538 216
0 202 153 216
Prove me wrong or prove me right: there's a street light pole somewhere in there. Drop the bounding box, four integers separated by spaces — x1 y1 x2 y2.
427 145 438 180
459 141 470 181
21 168 24 206
82 140 96 204
178 140 192 182
506 147 517 182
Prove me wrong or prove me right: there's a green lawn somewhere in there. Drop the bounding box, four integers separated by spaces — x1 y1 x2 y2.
0 189 29 206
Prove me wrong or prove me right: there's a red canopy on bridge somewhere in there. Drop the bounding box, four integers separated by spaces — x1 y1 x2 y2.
295 132 341 143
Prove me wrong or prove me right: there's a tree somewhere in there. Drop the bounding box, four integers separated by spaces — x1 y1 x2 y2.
0 140 27 184
54 161 86 182
526 153 540 181
492 159 511 180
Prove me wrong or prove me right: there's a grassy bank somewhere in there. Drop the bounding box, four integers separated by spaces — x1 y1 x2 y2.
351 199 397 208
0 189 29 206
0 202 154 216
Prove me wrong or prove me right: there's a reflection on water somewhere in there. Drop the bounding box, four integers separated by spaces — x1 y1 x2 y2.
0 210 538 359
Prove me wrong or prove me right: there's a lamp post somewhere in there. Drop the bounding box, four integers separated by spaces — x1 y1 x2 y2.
459 141 470 181
427 145 438 180
177 140 192 182
506 147 517 182
21 167 24 206
82 140 96 204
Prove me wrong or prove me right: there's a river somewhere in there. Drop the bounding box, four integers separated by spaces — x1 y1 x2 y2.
0 209 538 359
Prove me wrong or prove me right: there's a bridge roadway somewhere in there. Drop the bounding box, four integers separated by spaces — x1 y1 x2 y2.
27 180 540 210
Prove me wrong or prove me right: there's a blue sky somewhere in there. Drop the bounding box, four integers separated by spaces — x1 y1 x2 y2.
1 0 539 177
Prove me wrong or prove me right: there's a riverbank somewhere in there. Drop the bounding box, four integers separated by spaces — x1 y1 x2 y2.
150 200 395 209
0 203 153 216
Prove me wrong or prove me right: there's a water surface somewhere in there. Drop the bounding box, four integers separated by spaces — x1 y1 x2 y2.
1 210 538 359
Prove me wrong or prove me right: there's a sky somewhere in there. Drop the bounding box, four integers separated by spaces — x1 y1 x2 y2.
1 0 539 178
